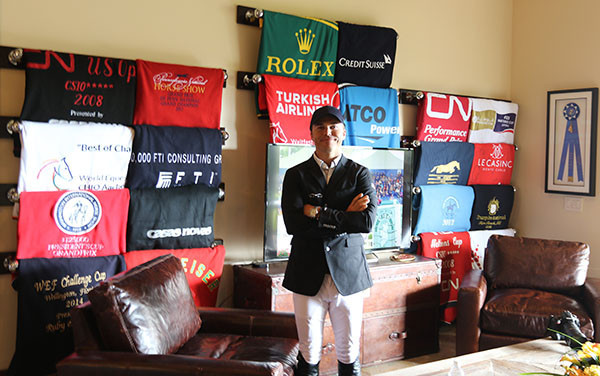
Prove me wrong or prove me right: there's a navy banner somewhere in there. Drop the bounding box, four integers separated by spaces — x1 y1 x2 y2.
126 125 222 189
334 22 397 87
340 86 400 148
20 49 136 124
127 184 219 251
414 141 474 186
413 185 474 235
9 256 125 375
470 185 514 230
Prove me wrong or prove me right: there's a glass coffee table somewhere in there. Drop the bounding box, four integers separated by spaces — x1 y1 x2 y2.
377 338 568 376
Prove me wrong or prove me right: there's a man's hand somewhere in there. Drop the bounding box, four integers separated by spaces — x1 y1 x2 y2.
303 204 320 218
346 193 369 212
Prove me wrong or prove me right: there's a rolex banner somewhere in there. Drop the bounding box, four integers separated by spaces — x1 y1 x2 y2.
413 185 474 235
20 49 136 124
257 10 338 82
127 184 219 251
334 22 397 87
126 125 222 189
418 231 471 324
8 255 125 376
124 246 225 307
259 74 340 144
340 86 400 148
470 185 514 231
416 92 472 142
468 98 518 144
134 59 224 128
414 141 474 186
17 189 129 259
469 228 516 270
467 143 514 185
18 121 133 193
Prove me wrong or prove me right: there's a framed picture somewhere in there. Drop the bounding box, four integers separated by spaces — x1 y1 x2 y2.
545 88 598 196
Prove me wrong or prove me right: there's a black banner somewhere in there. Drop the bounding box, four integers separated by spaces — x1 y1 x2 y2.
20 49 136 124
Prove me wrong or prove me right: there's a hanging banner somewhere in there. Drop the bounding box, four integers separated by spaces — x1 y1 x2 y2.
126 125 222 189
469 228 516 270
17 189 129 259
20 49 136 124
413 185 474 235
467 98 518 144
127 184 219 251
334 22 397 87
124 246 225 307
418 231 471 324
414 141 474 186
340 86 400 148
416 92 472 142
467 143 515 185
257 10 338 82
469 185 514 231
258 74 340 144
18 121 133 193
8 255 125 376
134 59 224 128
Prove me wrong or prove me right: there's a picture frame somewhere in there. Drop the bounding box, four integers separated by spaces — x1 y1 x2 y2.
545 88 598 196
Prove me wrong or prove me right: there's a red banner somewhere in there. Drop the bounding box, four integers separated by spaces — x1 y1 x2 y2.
416 92 472 142
258 74 340 144
418 231 471 323
134 59 224 128
124 246 226 307
467 143 514 185
17 189 129 259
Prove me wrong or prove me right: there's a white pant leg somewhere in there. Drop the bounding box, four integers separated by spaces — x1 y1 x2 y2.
293 286 329 364
325 280 364 364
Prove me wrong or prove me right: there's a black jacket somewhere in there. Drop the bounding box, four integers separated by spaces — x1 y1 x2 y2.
281 155 377 296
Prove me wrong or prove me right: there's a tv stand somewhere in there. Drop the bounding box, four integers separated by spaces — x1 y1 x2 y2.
233 254 441 375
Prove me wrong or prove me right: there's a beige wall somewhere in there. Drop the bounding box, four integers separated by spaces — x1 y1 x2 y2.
511 0 600 276
0 0 513 369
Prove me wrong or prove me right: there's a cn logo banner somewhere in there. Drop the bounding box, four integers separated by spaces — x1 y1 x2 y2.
257 10 338 82
258 74 340 144
134 59 224 128
468 98 518 144
413 185 474 235
17 189 130 259
418 231 471 324
124 246 225 307
20 49 136 124
127 184 219 251
414 141 474 186
9 255 125 376
334 22 397 88
18 121 133 193
416 92 472 142
467 143 515 185
340 86 400 148
126 125 222 189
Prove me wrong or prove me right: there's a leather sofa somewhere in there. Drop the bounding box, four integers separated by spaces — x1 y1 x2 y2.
57 254 299 376
456 235 600 355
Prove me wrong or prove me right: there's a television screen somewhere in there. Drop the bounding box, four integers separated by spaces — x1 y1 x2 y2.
264 144 414 262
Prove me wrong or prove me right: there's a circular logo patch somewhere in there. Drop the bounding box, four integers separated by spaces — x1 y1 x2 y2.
54 191 102 235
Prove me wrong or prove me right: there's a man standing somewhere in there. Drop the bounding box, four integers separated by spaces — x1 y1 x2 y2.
281 106 377 376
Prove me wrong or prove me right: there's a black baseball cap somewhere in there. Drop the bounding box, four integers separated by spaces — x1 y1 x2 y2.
310 106 345 130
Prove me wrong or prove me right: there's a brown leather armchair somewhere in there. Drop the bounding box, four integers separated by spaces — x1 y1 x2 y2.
57 254 299 376
456 235 600 355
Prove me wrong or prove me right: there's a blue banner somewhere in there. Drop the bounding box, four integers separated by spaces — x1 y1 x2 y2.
414 141 474 186
413 185 474 235
340 86 400 147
